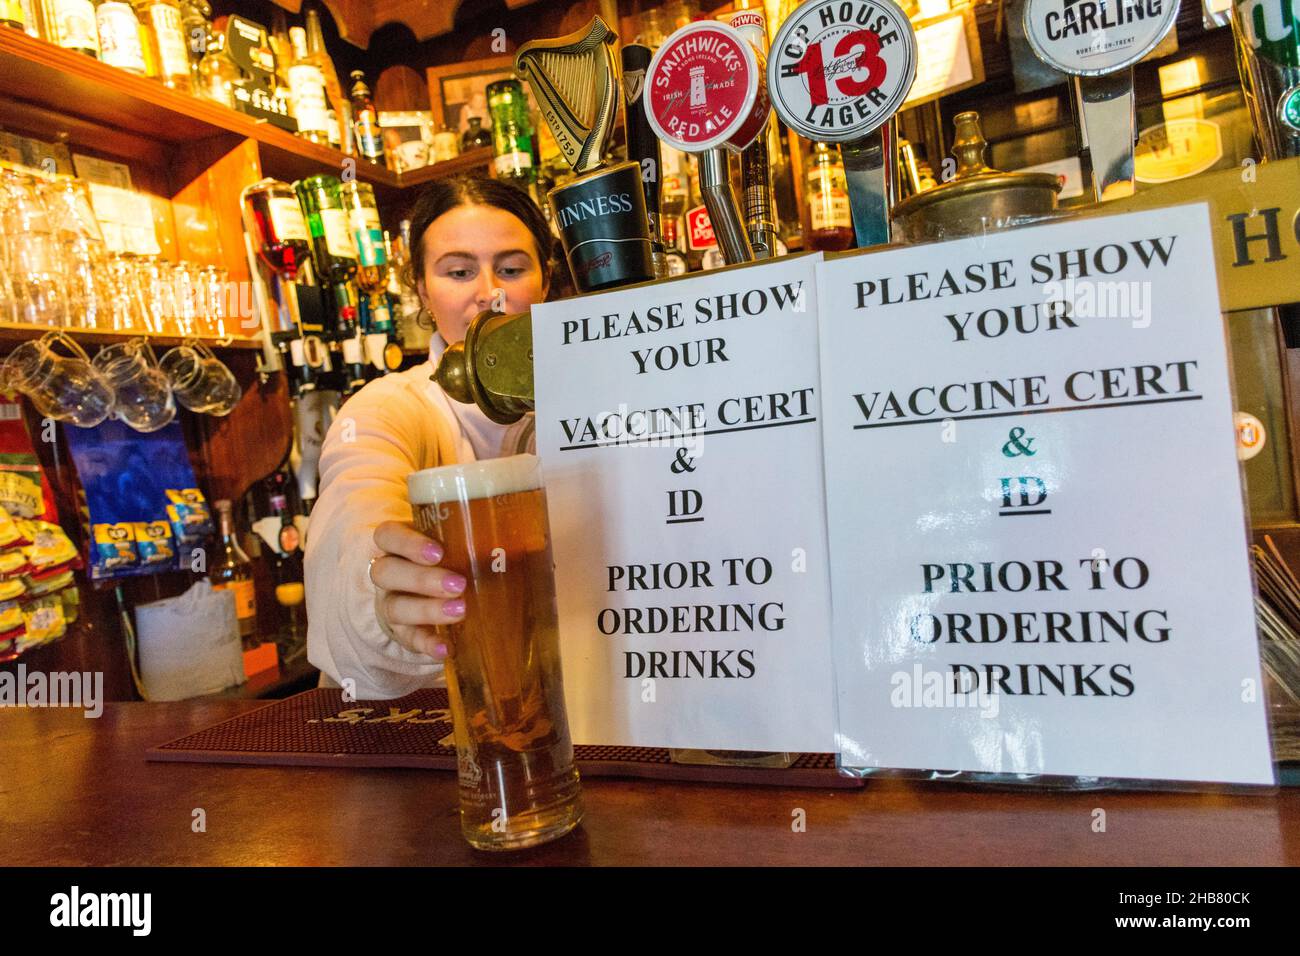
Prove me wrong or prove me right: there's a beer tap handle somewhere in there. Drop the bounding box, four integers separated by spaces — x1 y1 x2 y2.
1075 71 1137 203
1022 0 1178 200
724 9 778 260
432 310 535 424
840 122 897 249
698 148 755 265
767 1 917 251
741 128 779 259
621 43 667 276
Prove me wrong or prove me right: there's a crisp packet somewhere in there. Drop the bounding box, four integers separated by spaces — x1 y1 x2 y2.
93 523 138 571
0 550 31 579
165 488 213 542
132 521 175 565
16 594 67 652
58 585 79 624
0 505 24 549
0 600 22 633
25 520 79 570
23 568 74 597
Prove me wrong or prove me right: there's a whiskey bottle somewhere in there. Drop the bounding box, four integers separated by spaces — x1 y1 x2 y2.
287 25 329 145
210 499 258 646
349 70 386 165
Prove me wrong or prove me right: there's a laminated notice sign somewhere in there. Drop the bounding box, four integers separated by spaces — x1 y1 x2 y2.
815 203 1275 785
532 255 836 751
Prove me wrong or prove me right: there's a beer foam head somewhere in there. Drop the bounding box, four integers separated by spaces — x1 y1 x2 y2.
407 453 542 505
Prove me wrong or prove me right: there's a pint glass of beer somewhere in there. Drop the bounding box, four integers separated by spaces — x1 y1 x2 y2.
406 454 583 850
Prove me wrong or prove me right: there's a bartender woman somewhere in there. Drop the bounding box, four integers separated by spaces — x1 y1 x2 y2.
305 176 553 699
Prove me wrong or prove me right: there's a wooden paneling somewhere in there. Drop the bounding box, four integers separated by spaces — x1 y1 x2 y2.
374 65 429 111
171 137 263 283
197 353 293 505
0 27 400 193
267 0 549 47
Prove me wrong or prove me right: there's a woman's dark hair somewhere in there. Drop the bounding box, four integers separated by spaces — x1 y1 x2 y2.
402 175 558 328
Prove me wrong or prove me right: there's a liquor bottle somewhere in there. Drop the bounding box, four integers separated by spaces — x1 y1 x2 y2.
267 487 304 647
349 70 386 165
96 1 148 73
244 178 311 280
177 0 210 87
305 7 348 152
49 0 99 56
287 26 329 145
461 115 491 151
133 0 193 91
431 125 459 162
0 0 25 29
385 227 429 352
268 9 290 86
332 281 366 393
196 30 239 108
805 141 854 251
487 78 536 190
341 180 385 292
661 144 689 263
326 107 341 150
295 174 356 287
210 499 258 646
661 217 689 276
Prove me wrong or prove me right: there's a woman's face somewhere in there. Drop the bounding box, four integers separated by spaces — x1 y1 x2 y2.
415 204 548 345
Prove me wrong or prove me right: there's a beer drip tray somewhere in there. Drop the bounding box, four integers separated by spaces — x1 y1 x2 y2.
148 687 862 789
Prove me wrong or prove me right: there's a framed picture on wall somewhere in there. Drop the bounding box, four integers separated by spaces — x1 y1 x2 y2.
426 56 527 138
426 55 558 157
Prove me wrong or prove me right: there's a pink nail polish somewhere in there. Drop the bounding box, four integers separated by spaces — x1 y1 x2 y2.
422 541 444 562
443 573 467 595
433 643 449 659
443 598 466 617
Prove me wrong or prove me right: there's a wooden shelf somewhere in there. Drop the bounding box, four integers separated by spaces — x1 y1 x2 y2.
0 322 263 350
398 148 497 188
0 28 491 200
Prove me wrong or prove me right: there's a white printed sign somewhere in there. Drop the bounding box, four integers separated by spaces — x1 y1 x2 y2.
533 255 837 751
815 203 1274 784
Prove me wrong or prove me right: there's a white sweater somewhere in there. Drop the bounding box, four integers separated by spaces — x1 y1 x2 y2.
304 335 535 699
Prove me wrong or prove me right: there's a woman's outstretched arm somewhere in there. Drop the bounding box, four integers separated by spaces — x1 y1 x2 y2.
304 376 455 700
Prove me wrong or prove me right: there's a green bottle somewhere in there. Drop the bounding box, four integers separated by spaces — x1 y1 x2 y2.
294 174 357 286
487 79 537 189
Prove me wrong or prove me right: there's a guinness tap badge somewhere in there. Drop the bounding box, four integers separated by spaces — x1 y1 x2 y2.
514 17 620 174
514 16 656 293
769 0 917 247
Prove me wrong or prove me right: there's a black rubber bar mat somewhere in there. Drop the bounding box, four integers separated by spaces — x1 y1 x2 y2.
147 687 864 789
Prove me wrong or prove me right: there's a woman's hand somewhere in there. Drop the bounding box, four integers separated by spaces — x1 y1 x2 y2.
370 520 467 661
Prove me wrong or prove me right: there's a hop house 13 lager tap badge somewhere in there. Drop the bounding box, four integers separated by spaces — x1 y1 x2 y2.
767 0 917 143
769 0 917 247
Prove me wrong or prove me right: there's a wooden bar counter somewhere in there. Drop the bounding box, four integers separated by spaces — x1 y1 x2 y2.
1 701 1296 866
